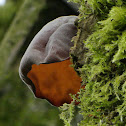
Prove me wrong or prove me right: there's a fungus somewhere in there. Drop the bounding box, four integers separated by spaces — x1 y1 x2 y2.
19 16 82 107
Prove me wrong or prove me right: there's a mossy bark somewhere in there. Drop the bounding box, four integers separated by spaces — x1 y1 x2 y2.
60 1 126 125
70 15 97 70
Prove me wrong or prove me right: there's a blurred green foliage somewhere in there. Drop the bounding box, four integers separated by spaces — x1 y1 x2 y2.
0 0 63 125
0 0 24 42
0 0 77 125
0 66 62 126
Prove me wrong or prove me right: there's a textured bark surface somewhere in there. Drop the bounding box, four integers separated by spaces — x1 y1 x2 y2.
70 15 97 71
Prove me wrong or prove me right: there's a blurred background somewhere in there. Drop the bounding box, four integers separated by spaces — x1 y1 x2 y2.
0 0 78 126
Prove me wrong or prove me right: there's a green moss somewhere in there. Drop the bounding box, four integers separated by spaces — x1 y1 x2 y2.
79 6 126 125
60 0 126 125
59 103 75 126
69 0 126 20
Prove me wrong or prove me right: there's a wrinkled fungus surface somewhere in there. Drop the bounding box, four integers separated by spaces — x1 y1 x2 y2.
19 16 82 106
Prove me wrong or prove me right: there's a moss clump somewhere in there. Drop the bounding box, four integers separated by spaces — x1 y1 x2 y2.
59 103 75 126
78 6 126 125
69 0 126 19
60 0 126 125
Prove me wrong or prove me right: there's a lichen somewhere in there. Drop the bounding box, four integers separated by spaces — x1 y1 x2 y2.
60 0 126 125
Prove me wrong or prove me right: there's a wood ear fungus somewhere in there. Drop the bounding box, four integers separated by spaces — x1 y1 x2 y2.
19 16 82 107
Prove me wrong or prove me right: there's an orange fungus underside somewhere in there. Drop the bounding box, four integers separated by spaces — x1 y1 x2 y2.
27 59 82 107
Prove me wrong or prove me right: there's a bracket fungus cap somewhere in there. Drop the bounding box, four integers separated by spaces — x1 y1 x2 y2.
19 16 82 107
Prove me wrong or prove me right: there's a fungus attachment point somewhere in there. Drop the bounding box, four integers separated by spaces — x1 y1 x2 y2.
27 59 82 107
